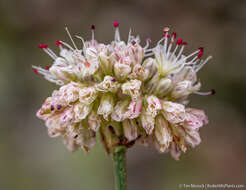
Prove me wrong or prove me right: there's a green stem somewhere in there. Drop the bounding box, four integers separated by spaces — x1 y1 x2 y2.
113 146 127 190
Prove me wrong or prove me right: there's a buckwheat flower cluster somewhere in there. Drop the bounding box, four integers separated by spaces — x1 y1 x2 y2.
34 22 214 160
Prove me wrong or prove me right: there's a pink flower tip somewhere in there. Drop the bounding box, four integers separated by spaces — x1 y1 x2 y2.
56 40 62 46
113 20 119 28
90 24 95 30
176 38 183 45
39 44 48 49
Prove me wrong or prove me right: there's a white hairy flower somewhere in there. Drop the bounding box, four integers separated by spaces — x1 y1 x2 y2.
35 22 214 159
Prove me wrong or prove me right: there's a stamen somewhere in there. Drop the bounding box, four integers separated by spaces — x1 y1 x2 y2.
176 38 183 45
194 56 212 72
144 38 151 49
75 35 87 49
39 44 48 49
65 27 78 49
90 24 95 41
113 20 120 41
194 89 215 96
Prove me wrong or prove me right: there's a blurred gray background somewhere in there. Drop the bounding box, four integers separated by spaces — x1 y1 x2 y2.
0 0 246 189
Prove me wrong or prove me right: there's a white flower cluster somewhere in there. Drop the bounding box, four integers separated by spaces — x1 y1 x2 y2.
34 22 213 160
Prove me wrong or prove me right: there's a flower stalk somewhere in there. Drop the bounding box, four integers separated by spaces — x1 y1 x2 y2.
113 146 127 190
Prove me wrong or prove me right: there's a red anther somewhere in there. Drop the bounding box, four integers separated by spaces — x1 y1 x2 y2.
33 68 38 74
211 89 216 95
198 47 204 52
113 20 119 28
172 32 177 39
182 41 188 45
39 44 48 49
176 38 183 45
45 66 50 70
163 34 170 38
90 24 95 30
197 51 203 58
56 40 62 46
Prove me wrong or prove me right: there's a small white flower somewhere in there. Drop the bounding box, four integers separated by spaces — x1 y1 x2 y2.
97 93 114 120
79 86 97 105
121 79 142 100
162 101 185 124
122 119 138 141
96 75 119 93
154 115 173 152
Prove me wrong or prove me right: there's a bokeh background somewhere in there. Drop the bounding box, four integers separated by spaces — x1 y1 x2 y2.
1 0 246 189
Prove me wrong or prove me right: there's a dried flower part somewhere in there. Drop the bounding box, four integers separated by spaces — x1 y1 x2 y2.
35 23 212 159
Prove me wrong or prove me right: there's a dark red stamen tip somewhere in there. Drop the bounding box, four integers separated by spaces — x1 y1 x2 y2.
33 68 38 74
197 51 203 58
45 66 50 70
131 40 136 45
90 24 95 30
163 34 170 38
198 47 204 52
182 41 188 45
39 44 48 49
176 38 183 45
56 40 62 46
50 105 55 111
57 105 62 110
172 32 177 39
211 89 216 95
113 20 119 28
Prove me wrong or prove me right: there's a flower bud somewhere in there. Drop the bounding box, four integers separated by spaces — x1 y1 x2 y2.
96 75 119 93
121 79 142 100
88 110 101 132
184 130 201 148
124 98 142 119
140 109 155 135
162 101 185 124
171 80 193 99
122 119 138 141
154 78 172 97
111 99 130 122
97 93 114 120
114 62 131 81
73 102 92 123
142 58 157 81
98 48 113 75
144 73 160 94
154 115 172 152
79 86 98 105
146 95 162 117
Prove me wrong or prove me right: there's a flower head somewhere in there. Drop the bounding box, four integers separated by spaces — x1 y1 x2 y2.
34 22 214 159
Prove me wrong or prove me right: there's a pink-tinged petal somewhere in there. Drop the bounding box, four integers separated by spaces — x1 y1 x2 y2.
184 130 201 148
186 108 208 125
124 98 142 119
122 119 138 141
162 101 185 124
170 142 182 161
